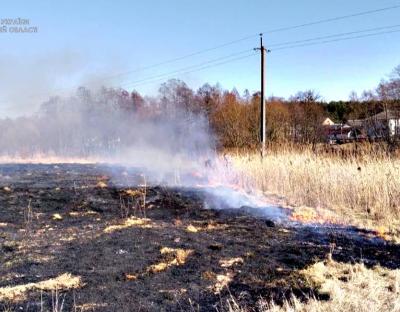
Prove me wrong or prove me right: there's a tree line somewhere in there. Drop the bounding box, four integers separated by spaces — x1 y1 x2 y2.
73 64 398 149
2 65 399 155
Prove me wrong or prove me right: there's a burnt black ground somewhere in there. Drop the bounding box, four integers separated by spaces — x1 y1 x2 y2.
0 164 399 312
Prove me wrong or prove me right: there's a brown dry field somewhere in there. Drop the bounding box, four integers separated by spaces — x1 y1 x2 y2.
0 164 399 311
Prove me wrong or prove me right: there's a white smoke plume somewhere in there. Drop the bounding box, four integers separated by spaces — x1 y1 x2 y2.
0 84 213 181
0 82 286 222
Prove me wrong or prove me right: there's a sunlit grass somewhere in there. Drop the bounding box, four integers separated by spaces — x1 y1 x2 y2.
229 146 400 231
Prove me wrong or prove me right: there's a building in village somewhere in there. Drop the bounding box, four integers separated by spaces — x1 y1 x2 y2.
322 110 400 143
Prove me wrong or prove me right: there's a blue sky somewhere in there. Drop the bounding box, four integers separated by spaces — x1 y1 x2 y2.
1 0 400 116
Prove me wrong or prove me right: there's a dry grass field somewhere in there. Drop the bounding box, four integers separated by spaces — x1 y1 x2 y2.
227 260 400 312
1 163 399 311
228 144 400 237
222 144 400 311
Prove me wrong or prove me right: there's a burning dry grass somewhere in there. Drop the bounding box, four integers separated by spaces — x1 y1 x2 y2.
229 147 400 230
0 273 82 301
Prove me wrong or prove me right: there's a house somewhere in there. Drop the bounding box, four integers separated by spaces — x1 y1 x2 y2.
322 118 335 126
365 110 400 138
333 110 400 142
346 119 364 129
322 118 355 143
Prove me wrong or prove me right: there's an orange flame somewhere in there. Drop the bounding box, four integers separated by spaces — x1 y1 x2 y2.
289 207 339 225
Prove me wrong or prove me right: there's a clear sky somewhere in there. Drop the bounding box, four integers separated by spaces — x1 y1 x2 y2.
1 0 400 116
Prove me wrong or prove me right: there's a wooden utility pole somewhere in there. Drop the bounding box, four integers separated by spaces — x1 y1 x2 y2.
255 33 270 157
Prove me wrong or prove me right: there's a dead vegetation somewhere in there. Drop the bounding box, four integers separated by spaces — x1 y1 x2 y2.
0 274 82 302
103 216 155 233
229 145 400 234
226 260 400 312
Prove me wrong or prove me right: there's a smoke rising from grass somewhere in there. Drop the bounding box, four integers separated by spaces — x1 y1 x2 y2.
0 84 215 184
0 81 286 221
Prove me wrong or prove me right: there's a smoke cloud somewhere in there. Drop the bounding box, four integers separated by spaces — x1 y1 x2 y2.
0 81 286 222
0 84 214 182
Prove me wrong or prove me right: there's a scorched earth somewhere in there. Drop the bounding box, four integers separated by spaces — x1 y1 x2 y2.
0 164 399 311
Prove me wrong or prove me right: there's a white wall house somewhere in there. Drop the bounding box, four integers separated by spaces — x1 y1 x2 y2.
368 110 400 137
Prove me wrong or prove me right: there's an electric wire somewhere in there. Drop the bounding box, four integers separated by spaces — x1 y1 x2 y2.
74 4 400 82
1 4 400 107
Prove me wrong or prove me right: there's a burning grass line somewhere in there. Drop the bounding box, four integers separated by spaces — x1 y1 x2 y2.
228 149 400 238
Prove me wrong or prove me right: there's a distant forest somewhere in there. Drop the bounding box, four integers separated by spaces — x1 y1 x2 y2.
1 65 399 154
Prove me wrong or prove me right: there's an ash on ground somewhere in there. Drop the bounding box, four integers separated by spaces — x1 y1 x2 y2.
0 164 399 311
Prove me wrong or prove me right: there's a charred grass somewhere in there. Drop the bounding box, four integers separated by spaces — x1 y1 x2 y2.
0 164 399 311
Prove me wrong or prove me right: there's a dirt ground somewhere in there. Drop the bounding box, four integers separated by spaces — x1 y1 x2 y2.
0 164 399 312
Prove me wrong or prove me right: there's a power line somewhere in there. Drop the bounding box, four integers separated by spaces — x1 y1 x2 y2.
75 4 400 83
272 28 400 51
0 52 258 109
121 52 258 89
117 25 400 90
102 37 259 82
1 4 400 106
119 49 253 88
268 24 400 48
2 23 398 107
0 51 255 106
262 4 400 35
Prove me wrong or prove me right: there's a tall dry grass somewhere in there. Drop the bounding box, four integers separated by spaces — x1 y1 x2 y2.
224 260 400 312
228 144 400 228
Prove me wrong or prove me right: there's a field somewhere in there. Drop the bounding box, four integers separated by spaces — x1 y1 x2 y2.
0 163 399 311
229 144 400 238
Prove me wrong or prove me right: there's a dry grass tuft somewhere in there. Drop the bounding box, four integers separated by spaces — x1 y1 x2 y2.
149 247 193 273
186 222 229 233
0 273 82 301
75 303 108 311
203 257 244 294
52 213 63 221
103 217 154 233
268 261 399 312
125 247 194 280
123 189 143 197
226 260 400 312
186 224 199 233
95 181 108 188
219 257 244 268
3 186 11 192
212 272 235 294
